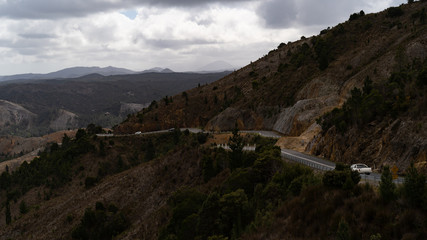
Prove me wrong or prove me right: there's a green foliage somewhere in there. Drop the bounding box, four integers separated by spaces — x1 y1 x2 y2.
86 123 103 135
403 164 426 207
323 165 360 189
5 201 11 225
349 10 365 21
0 171 11 191
336 218 351 240
370 233 382 240
159 189 206 240
319 60 427 133
228 126 244 171
3 128 95 194
161 140 319 240
219 189 250 238
386 6 404 18
85 177 98 189
379 166 396 202
144 139 155 161
71 202 129 240
312 36 333 70
290 43 312 68
19 200 29 214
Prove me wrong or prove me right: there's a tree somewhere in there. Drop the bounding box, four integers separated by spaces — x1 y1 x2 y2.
75 128 86 140
403 164 426 207
219 189 249 238
379 166 396 202
5 201 11 225
144 139 155 161
228 126 244 171
20 200 29 214
336 218 350 240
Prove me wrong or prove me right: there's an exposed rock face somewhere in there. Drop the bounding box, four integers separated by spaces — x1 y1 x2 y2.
272 96 340 136
49 109 79 132
206 107 262 131
119 102 148 117
0 100 36 128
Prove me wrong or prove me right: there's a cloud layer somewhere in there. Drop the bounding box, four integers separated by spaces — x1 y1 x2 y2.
0 0 405 75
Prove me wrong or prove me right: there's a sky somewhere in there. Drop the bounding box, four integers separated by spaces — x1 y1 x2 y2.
0 0 406 75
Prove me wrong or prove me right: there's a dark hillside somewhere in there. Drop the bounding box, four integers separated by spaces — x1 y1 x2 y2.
117 2 427 173
0 71 229 136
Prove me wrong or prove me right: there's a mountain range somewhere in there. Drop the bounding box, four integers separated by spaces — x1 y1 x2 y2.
0 61 235 82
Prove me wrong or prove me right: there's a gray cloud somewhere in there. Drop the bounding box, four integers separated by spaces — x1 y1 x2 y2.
257 0 406 29
0 0 255 19
257 0 297 29
19 33 56 39
144 38 219 49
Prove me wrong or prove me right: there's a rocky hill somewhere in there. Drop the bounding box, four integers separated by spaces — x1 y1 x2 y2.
117 2 427 173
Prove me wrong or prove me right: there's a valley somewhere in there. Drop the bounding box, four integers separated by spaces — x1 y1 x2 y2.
0 2 426 240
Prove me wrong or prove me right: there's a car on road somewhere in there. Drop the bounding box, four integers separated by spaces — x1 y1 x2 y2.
135 131 142 135
351 163 372 175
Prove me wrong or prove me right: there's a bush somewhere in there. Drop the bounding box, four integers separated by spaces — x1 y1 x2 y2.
386 7 404 18
72 203 129 240
323 165 360 189
379 166 396 202
403 164 426 207
85 177 98 188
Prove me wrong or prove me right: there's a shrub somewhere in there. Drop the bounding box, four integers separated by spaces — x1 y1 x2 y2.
386 7 404 18
323 165 360 189
403 164 426 207
85 177 98 188
379 166 396 202
71 203 129 240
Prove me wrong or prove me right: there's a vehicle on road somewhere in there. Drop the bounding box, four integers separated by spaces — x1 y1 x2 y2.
135 131 142 135
351 163 372 175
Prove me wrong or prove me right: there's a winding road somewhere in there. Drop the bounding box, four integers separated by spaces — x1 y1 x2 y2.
103 128 406 184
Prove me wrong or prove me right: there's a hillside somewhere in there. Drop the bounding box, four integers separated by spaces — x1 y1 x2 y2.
0 2 426 240
0 122 426 239
117 2 427 173
0 71 229 137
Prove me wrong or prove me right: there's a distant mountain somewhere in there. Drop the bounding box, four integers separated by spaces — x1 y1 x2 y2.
197 60 236 72
139 67 175 74
0 66 137 82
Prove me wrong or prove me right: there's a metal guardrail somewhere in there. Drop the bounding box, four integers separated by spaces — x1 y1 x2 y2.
359 173 405 184
280 151 335 171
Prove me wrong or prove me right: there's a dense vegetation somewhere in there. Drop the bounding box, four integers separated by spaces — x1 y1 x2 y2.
158 130 427 240
159 130 321 240
72 202 130 240
318 59 427 133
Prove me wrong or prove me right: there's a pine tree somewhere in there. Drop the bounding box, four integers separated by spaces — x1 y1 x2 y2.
5 201 11 225
379 166 396 202
228 125 243 171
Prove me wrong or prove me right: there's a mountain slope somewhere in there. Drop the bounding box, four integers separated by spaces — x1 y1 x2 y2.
0 3 426 240
117 2 427 172
0 71 229 136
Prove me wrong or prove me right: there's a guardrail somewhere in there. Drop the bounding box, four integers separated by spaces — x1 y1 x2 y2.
359 173 405 184
280 151 335 171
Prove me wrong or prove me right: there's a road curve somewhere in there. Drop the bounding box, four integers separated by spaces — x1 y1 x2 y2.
98 128 406 184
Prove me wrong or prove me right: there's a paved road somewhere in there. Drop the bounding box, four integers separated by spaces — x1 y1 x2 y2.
98 128 406 184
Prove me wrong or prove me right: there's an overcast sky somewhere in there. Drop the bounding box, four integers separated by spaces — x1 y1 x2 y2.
0 0 405 75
